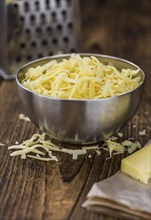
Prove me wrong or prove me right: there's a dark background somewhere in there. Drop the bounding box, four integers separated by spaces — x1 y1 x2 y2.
80 0 151 100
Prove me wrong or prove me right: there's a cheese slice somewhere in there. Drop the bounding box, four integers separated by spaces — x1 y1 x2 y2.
121 143 151 184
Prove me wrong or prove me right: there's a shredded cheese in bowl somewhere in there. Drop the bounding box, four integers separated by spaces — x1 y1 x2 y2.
21 55 141 100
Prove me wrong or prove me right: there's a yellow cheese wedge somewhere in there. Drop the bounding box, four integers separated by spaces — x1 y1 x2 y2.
121 143 151 184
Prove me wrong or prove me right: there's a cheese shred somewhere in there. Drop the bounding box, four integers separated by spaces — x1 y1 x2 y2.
21 55 141 99
103 137 142 158
8 133 99 161
7 133 142 162
19 113 31 122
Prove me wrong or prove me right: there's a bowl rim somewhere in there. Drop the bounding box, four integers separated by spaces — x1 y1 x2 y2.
16 53 146 102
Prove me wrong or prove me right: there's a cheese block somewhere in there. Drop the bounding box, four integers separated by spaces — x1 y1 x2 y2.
121 143 151 184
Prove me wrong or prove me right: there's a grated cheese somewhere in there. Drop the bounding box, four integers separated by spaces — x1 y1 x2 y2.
121 140 141 154
8 133 100 161
117 132 123 137
109 136 118 141
27 155 57 161
128 137 135 141
127 143 139 154
95 149 101 156
122 140 133 147
21 54 141 100
134 141 141 149
7 133 143 162
19 113 31 122
103 137 142 157
138 129 146 136
103 140 125 158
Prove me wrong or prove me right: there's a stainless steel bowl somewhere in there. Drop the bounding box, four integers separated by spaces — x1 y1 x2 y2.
16 54 145 144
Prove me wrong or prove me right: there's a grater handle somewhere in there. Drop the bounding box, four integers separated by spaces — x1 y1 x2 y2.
0 68 16 80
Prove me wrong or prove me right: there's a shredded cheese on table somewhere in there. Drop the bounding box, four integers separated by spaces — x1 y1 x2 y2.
122 140 141 154
21 54 141 99
7 133 143 161
103 140 125 158
8 133 99 161
102 136 142 158
19 113 31 122
138 129 146 136
117 132 123 137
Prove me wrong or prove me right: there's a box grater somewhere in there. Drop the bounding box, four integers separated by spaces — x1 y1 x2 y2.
0 0 81 80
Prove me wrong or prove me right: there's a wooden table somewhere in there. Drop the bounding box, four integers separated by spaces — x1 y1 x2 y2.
0 0 151 219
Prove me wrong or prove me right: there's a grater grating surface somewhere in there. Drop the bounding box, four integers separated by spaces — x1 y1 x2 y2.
0 0 81 79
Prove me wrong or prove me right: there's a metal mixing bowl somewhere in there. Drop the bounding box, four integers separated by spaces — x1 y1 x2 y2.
16 54 145 144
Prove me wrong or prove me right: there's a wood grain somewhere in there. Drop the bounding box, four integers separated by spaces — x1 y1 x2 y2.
0 0 151 220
